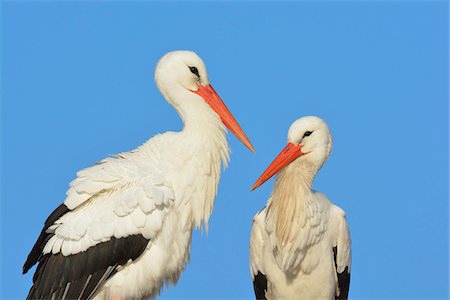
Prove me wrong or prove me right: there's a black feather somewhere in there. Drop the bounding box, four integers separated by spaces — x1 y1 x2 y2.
333 246 351 300
253 271 268 300
27 234 149 300
23 204 70 274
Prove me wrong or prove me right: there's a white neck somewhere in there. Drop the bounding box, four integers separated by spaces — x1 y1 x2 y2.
180 111 230 230
155 83 230 230
266 160 317 244
265 159 324 273
175 85 230 168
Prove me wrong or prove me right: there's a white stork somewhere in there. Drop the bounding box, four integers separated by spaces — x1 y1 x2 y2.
249 116 351 300
22 50 254 300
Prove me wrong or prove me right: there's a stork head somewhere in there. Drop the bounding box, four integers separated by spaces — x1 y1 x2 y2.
252 116 332 190
154 50 254 152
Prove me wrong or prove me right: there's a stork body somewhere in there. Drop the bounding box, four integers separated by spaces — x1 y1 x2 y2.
250 116 351 300
23 51 253 300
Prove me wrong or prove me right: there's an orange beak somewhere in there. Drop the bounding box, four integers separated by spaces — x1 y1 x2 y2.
251 142 303 191
194 84 254 152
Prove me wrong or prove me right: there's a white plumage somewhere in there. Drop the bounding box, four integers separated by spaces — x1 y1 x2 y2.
23 50 253 300
250 116 351 300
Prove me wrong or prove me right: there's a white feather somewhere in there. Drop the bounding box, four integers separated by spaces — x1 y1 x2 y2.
131 208 146 229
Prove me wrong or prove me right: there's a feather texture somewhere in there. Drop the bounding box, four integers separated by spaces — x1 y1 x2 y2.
27 235 149 300
25 117 230 299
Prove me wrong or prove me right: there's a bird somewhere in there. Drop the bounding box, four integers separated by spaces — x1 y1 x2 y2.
249 116 351 300
22 50 254 300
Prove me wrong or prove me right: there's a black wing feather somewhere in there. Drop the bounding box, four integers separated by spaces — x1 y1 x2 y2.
23 204 70 274
27 234 149 300
333 246 350 300
23 203 150 300
253 271 268 300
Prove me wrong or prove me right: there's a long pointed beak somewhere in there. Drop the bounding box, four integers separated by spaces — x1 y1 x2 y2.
194 84 254 152
251 143 303 191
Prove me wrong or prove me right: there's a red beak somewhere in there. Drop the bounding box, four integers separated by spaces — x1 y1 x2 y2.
194 84 254 152
251 143 303 191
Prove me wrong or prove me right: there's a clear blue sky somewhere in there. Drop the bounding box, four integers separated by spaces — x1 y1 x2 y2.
1 1 448 299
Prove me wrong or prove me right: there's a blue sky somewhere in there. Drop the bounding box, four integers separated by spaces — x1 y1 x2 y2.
1 1 448 299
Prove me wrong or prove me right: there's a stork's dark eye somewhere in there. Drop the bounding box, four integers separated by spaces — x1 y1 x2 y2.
189 66 200 78
303 131 313 137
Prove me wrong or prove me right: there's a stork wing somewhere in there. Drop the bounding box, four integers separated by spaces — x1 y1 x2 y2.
64 154 159 210
27 234 148 300
331 206 351 300
23 155 175 300
250 210 268 300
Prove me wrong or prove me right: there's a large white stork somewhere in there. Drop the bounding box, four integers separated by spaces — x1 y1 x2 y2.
22 50 254 300
249 116 351 300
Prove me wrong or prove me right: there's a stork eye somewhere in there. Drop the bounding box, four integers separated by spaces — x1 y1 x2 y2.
189 66 200 78
303 131 313 137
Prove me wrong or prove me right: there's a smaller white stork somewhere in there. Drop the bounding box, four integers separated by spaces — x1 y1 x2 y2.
249 116 351 300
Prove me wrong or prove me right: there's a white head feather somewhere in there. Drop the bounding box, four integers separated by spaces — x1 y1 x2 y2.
287 116 332 172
